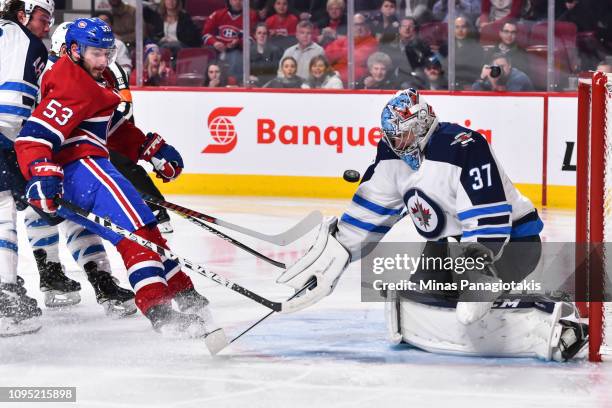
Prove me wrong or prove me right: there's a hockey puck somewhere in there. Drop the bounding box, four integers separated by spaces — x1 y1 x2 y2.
343 169 361 183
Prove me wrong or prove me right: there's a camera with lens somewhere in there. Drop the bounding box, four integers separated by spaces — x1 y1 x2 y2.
489 65 502 78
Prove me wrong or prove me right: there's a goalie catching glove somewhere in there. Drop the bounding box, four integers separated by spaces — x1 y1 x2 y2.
140 132 184 182
276 217 350 313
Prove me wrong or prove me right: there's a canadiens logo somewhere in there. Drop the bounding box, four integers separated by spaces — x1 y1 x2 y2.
77 20 87 28
403 189 445 239
450 132 474 147
202 107 243 154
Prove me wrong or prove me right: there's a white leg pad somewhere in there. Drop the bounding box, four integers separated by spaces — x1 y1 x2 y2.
397 299 564 360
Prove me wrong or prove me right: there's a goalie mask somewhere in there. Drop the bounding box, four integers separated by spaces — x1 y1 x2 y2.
380 89 438 170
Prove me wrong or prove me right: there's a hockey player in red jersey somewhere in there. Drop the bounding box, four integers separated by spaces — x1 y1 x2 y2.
14 17 227 352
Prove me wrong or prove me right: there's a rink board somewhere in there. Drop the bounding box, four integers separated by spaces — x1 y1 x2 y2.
131 89 576 208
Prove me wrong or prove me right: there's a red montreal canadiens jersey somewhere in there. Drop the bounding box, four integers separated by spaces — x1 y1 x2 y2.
15 55 146 178
202 8 256 47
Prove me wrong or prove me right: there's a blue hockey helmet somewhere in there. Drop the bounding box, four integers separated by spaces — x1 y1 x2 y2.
65 17 115 60
380 88 438 170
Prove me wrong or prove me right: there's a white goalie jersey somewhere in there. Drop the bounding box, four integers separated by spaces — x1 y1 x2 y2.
336 122 544 259
0 19 47 147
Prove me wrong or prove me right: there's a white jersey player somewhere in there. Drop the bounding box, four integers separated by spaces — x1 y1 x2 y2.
0 0 54 336
276 89 588 361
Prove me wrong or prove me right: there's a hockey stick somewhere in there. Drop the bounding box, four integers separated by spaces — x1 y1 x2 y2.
56 198 284 312
141 193 323 246
163 209 286 269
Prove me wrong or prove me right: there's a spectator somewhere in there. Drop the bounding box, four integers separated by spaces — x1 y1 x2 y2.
108 0 163 47
266 0 299 38
316 0 347 47
157 0 202 51
288 0 326 22
380 17 431 85
301 55 344 88
202 0 257 78
420 54 447 89
204 62 230 87
369 0 400 45
472 53 533 91
451 15 484 89
130 43 176 86
325 13 378 84
279 20 325 79
94 10 133 75
432 0 481 25
250 23 283 87
483 21 529 76
356 52 397 89
596 60 612 73
398 0 434 25
559 0 605 71
478 0 523 30
265 56 305 87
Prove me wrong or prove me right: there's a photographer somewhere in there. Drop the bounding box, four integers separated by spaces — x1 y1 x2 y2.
472 53 533 92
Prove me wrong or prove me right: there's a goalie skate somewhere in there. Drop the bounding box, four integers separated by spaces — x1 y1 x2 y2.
0 279 42 337
174 288 228 355
85 262 137 318
34 249 81 308
552 320 589 362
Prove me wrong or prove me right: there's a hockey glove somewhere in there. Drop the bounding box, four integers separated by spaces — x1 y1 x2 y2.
276 217 350 313
25 161 63 213
140 132 184 182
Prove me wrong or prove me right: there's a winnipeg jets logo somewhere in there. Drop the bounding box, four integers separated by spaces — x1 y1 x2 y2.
403 189 445 239
410 199 431 228
451 132 474 147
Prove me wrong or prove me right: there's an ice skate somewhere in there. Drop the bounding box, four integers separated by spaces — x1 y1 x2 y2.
84 262 137 318
0 280 42 337
154 208 173 234
145 303 209 339
34 249 81 308
174 288 228 354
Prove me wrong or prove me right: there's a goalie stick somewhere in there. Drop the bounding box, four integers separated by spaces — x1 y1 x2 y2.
141 193 323 246
56 198 285 312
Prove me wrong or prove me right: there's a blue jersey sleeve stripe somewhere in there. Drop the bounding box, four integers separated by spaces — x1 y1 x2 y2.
0 81 38 98
511 218 544 238
341 213 391 234
462 226 512 238
457 204 512 221
0 104 31 118
18 121 62 148
352 194 403 216
0 239 18 252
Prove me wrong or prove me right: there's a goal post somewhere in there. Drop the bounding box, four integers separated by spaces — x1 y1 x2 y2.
576 71 612 362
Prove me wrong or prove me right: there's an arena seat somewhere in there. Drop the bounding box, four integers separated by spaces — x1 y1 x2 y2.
175 47 216 86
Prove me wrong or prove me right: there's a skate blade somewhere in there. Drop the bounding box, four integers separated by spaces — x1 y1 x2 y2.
0 317 42 337
158 221 174 234
44 291 81 308
205 328 228 356
102 298 138 318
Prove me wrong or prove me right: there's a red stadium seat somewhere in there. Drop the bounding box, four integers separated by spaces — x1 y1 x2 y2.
479 20 506 47
418 22 448 48
175 47 216 86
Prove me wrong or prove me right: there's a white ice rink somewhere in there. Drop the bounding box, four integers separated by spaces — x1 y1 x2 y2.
1 195 611 408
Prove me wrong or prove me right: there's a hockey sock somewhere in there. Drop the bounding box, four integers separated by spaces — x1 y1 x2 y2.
142 226 194 297
0 191 18 284
24 206 60 264
63 220 111 272
117 226 171 314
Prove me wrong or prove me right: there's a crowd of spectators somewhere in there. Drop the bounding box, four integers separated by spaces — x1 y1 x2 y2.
91 0 612 90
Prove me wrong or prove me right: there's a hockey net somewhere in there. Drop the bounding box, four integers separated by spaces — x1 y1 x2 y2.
576 71 612 362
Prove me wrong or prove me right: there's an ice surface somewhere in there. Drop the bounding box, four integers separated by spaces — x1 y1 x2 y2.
1 196 610 408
